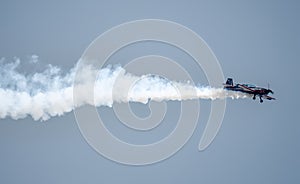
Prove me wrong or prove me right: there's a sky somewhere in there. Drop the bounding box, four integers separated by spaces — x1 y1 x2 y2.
0 0 299 184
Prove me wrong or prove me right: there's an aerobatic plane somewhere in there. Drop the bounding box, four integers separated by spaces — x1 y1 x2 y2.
224 78 276 103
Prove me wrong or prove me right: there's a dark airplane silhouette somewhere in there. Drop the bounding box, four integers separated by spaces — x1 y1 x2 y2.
224 78 276 103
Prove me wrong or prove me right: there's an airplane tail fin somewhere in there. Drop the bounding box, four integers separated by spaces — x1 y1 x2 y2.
225 78 233 86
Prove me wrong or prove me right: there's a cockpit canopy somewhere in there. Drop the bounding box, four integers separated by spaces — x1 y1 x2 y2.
242 84 256 88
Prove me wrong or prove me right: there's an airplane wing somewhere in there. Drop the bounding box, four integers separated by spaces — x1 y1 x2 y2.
262 95 276 100
238 84 256 92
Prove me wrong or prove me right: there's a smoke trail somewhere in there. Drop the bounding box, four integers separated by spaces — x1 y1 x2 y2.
0 57 249 121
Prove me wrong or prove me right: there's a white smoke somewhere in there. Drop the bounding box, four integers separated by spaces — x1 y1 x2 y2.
0 57 249 121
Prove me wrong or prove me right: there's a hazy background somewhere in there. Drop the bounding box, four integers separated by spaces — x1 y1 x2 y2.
0 0 299 183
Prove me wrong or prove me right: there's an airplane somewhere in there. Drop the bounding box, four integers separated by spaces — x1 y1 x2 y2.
223 78 276 103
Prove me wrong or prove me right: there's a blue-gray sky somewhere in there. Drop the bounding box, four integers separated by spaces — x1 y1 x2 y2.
0 0 299 184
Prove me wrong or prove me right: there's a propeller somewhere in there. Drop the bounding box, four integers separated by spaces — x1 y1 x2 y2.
267 83 274 94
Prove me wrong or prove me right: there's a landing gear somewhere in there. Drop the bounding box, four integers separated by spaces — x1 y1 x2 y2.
259 97 263 103
253 95 256 100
